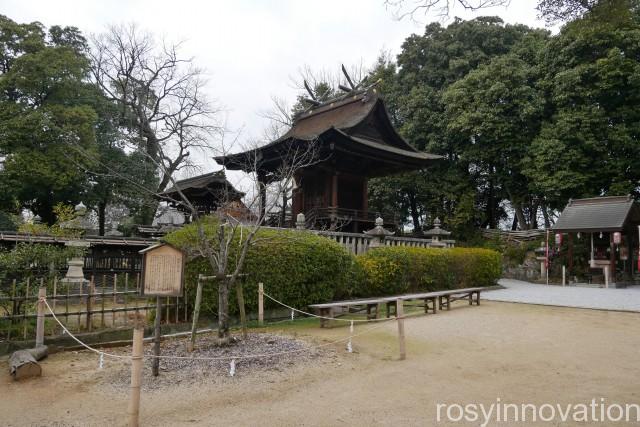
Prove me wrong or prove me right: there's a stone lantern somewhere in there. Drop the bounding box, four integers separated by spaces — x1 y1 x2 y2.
364 217 394 248
60 202 92 289
423 218 452 247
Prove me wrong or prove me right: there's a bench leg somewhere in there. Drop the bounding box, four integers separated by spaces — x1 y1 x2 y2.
446 295 450 310
376 302 383 319
432 298 437 314
319 308 333 328
469 293 473 305
387 301 396 318
424 298 429 314
476 291 481 306
438 296 444 311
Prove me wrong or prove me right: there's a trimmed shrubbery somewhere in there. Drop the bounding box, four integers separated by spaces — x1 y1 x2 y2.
354 246 501 297
164 218 356 317
164 217 501 317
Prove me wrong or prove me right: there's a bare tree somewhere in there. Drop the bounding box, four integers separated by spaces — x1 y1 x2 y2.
384 0 511 20
89 23 222 222
536 0 598 24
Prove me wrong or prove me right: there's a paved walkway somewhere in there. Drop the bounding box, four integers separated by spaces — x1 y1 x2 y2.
485 279 640 312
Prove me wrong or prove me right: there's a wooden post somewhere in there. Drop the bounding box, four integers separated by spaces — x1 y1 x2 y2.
188 275 204 352
23 278 30 340
8 279 16 341
101 276 106 328
128 319 145 427
35 287 46 347
124 273 129 326
258 282 264 326
52 277 58 312
562 265 566 286
609 233 616 286
236 280 247 338
604 266 610 289
152 296 161 377
165 297 169 322
396 299 406 361
113 273 118 305
568 233 574 273
86 277 94 331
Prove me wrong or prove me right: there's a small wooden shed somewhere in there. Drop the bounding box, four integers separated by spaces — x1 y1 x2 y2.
553 196 640 285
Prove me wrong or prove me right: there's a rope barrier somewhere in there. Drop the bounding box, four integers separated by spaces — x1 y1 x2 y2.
40 297 397 363
262 292 397 322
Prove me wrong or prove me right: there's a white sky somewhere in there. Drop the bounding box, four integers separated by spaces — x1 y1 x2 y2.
2 0 549 195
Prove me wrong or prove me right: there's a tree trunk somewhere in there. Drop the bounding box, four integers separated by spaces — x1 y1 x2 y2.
280 191 287 227
98 201 107 236
9 346 48 380
513 203 529 230
408 193 421 235
542 203 551 228
487 175 496 229
217 279 230 344
216 224 231 344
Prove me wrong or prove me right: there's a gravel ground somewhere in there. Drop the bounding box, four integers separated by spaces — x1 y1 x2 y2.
486 278 640 311
101 332 327 392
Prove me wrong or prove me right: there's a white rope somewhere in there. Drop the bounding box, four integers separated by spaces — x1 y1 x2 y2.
262 292 396 322
42 298 129 359
41 297 395 362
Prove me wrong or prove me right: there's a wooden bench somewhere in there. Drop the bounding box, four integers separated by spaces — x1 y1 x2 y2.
308 297 387 328
309 287 485 327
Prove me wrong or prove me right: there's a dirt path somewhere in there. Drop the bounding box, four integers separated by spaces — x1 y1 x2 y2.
2 301 640 426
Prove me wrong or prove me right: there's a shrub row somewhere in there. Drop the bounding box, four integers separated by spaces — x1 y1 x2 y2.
354 246 502 297
164 218 501 317
164 218 356 317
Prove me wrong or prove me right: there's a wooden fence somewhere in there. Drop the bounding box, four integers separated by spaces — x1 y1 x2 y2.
0 273 188 342
480 228 546 242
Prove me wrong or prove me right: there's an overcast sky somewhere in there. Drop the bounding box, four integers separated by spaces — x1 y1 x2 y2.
3 0 548 191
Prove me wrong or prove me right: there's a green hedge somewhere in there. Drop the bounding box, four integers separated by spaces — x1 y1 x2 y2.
354 246 501 297
163 218 356 317
164 218 501 318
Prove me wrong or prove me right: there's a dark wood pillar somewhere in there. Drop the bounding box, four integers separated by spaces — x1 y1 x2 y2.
568 233 574 273
362 179 368 212
610 232 616 284
331 173 338 207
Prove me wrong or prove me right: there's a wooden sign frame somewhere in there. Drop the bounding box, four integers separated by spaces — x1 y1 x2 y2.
139 243 185 297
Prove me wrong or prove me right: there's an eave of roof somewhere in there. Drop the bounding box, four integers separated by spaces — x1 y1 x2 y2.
214 88 441 171
0 232 155 246
552 196 638 232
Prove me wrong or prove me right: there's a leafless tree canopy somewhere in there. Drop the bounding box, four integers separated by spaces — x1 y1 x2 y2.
90 23 222 193
536 0 598 24
385 0 511 20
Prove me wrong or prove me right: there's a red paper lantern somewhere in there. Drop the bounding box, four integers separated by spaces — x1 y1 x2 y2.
613 232 622 245
555 233 563 246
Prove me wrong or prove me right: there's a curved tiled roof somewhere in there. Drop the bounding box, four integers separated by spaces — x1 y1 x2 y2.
214 88 441 172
